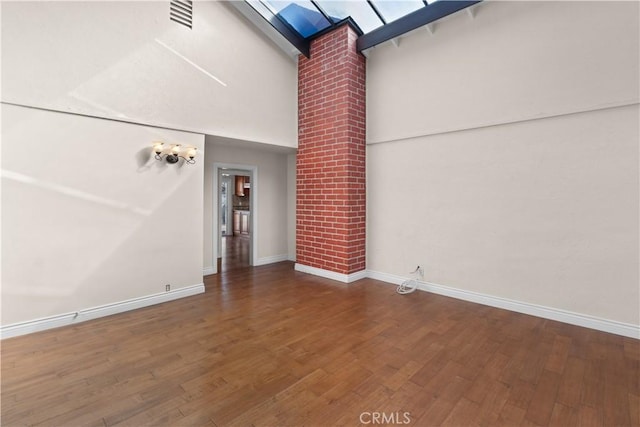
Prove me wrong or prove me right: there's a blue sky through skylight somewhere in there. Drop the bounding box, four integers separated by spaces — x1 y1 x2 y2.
315 1 384 33
254 0 432 39
371 0 425 23
263 0 332 37
245 0 479 55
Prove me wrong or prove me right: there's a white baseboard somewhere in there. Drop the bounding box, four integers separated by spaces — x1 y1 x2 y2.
367 270 639 339
295 263 367 283
6 270 636 340
203 266 216 276
254 254 289 266
1 283 205 339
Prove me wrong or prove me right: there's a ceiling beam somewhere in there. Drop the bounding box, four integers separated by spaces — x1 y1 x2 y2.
229 1 307 58
261 11 310 57
356 0 481 52
425 22 436 35
466 4 480 19
234 1 310 57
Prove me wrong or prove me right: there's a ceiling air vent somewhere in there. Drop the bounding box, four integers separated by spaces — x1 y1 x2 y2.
170 0 193 29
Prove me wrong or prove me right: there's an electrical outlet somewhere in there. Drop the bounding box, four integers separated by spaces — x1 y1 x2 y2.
166 284 170 292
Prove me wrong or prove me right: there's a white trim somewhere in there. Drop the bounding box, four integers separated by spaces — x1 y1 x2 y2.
295 263 367 284
367 270 639 339
203 267 216 276
255 254 289 266
0 284 205 339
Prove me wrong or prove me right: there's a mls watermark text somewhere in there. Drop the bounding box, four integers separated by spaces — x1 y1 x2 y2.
359 411 411 425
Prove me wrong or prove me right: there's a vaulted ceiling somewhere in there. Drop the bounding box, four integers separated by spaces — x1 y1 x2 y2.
240 0 481 57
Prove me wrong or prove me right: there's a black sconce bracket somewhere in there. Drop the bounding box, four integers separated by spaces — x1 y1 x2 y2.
153 143 197 165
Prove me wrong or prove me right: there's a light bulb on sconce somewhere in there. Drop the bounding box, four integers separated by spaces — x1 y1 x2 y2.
152 142 197 165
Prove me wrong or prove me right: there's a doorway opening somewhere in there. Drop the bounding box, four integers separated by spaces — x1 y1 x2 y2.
213 163 257 274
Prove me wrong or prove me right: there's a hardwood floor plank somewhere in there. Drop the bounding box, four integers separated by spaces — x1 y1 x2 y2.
629 392 639 427
525 369 561 425
577 404 604 426
441 397 481 426
495 402 527 426
413 395 457 426
581 358 605 408
475 381 511 425
438 375 474 405
548 402 578 426
519 328 555 385
1 260 637 426
556 356 586 408
379 360 422 392
408 351 452 388
321 363 373 401
113 396 187 426
545 335 572 374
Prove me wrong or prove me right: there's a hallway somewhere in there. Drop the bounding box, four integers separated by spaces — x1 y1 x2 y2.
220 235 250 272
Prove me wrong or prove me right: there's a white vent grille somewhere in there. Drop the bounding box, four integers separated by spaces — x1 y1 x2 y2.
170 0 193 29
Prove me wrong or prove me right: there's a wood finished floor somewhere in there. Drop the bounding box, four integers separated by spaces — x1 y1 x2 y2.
220 235 251 272
1 261 638 426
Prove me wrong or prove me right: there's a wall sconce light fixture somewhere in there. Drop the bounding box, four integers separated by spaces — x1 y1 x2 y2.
153 142 197 165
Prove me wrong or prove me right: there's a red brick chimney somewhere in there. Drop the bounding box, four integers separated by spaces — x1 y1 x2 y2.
296 24 366 282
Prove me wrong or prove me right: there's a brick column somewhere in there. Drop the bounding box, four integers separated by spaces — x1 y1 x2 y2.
296 24 366 282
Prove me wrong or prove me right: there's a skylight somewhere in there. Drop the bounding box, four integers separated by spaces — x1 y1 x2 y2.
315 1 384 33
245 0 481 56
263 1 331 38
371 0 426 24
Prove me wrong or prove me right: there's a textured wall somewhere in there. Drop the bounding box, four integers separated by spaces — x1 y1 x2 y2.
366 1 639 326
2 104 204 325
1 1 297 147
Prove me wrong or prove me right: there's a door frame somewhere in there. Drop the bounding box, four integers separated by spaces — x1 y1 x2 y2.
212 162 257 273
220 174 233 237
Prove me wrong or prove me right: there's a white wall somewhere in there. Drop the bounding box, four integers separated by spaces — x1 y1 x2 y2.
287 153 297 261
1 104 204 326
1 1 297 147
1 0 299 334
366 1 639 327
203 137 293 272
367 1 638 143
